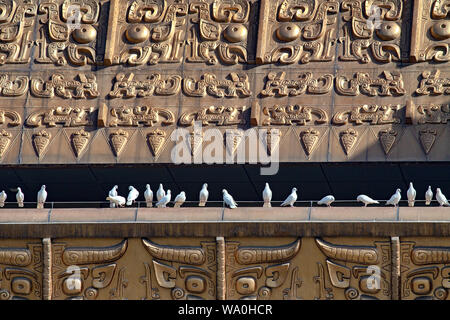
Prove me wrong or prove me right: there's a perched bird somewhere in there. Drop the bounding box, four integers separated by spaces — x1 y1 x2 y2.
144 184 153 208
425 186 433 206
436 188 450 207
108 185 118 208
37 185 47 209
386 189 402 207
126 186 139 206
281 188 298 207
106 195 126 207
407 183 416 207
173 191 186 208
318 195 335 207
223 189 237 209
0 191 6 207
156 190 171 208
199 183 209 207
156 184 165 202
262 183 272 208
357 195 379 207
16 187 24 208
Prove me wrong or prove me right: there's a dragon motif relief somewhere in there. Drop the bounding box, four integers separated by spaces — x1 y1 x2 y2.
225 239 302 300
416 70 450 96
0 0 37 64
339 0 403 64
261 72 333 97
183 72 251 98
31 73 99 99
51 240 128 300
262 105 328 126
179 106 245 126
335 71 405 96
400 241 450 300
417 104 450 124
411 0 450 62
332 105 401 125
141 239 217 300
109 73 182 98
26 107 94 127
257 0 339 64
106 0 189 65
0 74 28 96
109 106 175 127
36 0 103 66
315 238 391 300
0 242 43 300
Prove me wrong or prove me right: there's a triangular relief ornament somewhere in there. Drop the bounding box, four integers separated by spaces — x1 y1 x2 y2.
190 131 203 156
265 128 281 156
0 130 11 158
33 130 51 158
300 129 320 156
379 129 397 155
226 130 244 156
71 129 90 158
110 129 129 157
340 128 358 155
147 129 166 157
419 129 437 155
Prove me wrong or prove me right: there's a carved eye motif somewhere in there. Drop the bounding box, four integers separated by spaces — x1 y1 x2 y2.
236 276 256 295
431 21 450 40
276 23 300 42
72 25 97 44
223 24 248 43
126 24 150 44
185 276 206 294
376 22 400 41
411 277 432 295
11 277 31 295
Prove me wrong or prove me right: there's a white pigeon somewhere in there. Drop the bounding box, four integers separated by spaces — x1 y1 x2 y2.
126 186 139 206
156 184 165 202
144 184 153 208
108 185 118 208
262 183 272 208
425 186 433 205
156 189 171 208
199 183 209 207
16 187 24 208
0 191 6 207
318 195 335 207
281 188 298 207
173 191 186 208
37 185 47 209
436 188 450 207
386 189 402 207
357 195 379 207
223 189 237 209
106 195 126 207
407 183 416 207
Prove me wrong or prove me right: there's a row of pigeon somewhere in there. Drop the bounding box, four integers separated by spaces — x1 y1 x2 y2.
106 182 450 209
0 185 47 208
0 182 447 209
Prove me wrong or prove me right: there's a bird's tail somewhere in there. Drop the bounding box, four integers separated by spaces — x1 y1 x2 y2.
408 201 414 207
425 200 431 205
174 203 181 208
126 200 132 206
0 202 4 208
230 204 237 209
199 200 206 207
37 203 44 209
110 202 116 208
146 201 153 208
106 197 112 201
263 202 271 208
18 202 24 208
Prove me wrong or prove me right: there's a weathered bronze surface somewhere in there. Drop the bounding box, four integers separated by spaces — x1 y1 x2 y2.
0 0 445 163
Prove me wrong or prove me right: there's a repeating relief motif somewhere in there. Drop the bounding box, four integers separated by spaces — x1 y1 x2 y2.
141 238 217 300
416 70 450 96
262 105 328 126
36 0 105 66
0 242 43 300
400 240 450 300
225 238 302 300
31 74 99 99
51 240 128 300
179 106 246 126
315 238 391 300
108 106 175 127
332 105 401 125
416 104 450 124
